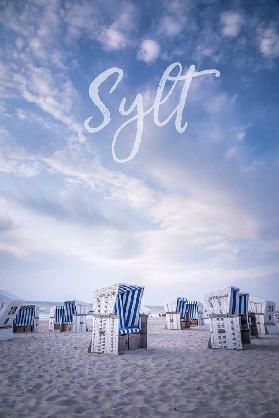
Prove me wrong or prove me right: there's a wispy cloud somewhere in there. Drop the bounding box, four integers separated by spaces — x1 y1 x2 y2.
137 39 161 63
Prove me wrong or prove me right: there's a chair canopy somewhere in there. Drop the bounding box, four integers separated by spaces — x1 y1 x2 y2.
239 293 249 316
184 301 202 320
94 283 144 335
62 301 77 324
176 297 188 319
113 284 144 334
55 305 65 324
14 305 36 327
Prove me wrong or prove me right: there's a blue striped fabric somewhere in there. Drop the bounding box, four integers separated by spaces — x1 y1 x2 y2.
55 305 65 324
62 301 77 324
114 284 144 334
119 327 140 335
14 305 35 326
185 301 199 320
176 297 188 319
239 293 249 316
231 287 239 314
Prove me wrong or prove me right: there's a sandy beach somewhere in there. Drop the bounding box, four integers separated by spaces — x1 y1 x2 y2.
1 318 279 418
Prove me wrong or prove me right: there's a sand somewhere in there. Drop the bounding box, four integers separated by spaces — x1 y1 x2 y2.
1 318 279 418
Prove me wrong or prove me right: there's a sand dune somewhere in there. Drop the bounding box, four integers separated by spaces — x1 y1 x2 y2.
1 318 279 417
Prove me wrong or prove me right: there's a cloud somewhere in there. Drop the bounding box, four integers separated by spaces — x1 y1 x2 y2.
220 12 244 37
137 39 160 63
158 15 185 38
99 27 128 50
258 27 279 59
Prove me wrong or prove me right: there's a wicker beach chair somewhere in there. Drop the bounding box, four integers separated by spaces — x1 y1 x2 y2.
89 283 147 354
49 305 64 331
13 305 39 333
204 286 251 350
0 290 22 341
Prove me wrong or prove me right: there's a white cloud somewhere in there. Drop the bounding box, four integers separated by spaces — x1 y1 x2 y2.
137 39 160 63
220 12 244 37
258 28 279 58
158 15 185 38
99 27 128 50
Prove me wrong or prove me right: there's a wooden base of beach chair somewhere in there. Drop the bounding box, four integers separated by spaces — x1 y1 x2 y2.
181 320 191 329
118 334 129 353
140 333 147 349
128 333 141 350
13 325 32 333
241 329 251 344
60 324 73 332
190 319 198 326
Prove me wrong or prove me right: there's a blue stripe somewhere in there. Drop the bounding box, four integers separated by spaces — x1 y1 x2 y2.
231 288 237 314
113 285 144 332
14 305 35 326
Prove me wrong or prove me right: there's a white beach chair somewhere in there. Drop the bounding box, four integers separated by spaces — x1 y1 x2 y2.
204 286 243 350
164 297 204 329
49 305 64 331
249 297 278 335
13 305 39 333
164 297 189 330
0 290 22 341
89 283 147 354
61 300 88 332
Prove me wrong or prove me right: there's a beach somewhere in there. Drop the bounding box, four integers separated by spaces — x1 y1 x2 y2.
1 318 279 418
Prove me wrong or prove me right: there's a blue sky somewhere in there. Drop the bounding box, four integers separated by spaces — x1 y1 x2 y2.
0 0 279 304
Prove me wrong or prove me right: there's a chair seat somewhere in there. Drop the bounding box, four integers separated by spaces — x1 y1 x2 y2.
119 327 140 335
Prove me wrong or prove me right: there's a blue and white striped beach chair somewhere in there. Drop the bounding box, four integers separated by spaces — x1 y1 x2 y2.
91 283 146 354
164 297 190 330
13 305 39 332
49 305 64 331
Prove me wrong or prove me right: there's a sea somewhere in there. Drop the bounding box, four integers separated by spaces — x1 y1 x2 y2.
26 301 164 319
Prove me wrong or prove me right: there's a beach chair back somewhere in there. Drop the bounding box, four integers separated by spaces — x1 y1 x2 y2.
14 305 39 332
204 286 240 315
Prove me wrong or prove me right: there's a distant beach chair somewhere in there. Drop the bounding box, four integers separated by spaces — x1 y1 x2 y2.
13 305 39 333
49 301 88 332
164 297 204 329
89 283 147 354
0 290 22 341
164 297 189 330
249 297 278 335
49 305 64 331
185 301 204 326
204 286 251 350
61 300 88 332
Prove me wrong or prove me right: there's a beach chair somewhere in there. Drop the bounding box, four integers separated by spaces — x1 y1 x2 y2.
61 300 88 332
0 290 22 341
164 297 190 330
89 283 147 354
49 305 64 331
13 305 39 333
249 297 278 335
204 286 243 350
185 301 204 326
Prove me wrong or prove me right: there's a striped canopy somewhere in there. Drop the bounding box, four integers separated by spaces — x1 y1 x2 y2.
62 301 77 324
55 305 65 324
113 284 144 334
176 298 188 319
14 305 36 327
185 301 200 320
239 293 249 316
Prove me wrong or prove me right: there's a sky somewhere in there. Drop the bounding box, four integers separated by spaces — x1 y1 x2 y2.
0 0 279 305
